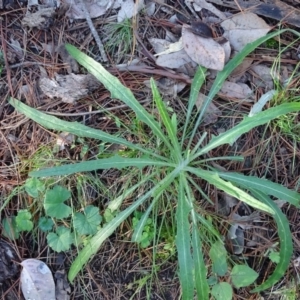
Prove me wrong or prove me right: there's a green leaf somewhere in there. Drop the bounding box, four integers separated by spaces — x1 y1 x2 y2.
216 171 300 207
176 175 194 299
150 78 181 160
132 201 155 246
183 66 206 145
38 217 54 232
24 178 45 198
44 186 72 219
30 156 173 177
2 217 19 240
16 209 33 232
68 165 183 282
269 251 280 264
231 265 258 288
195 102 300 158
192 225 209 300
187 168 274 214
250 190 293 293
211 282 233 300
65 44 171 150
74 205 102 235
47 226 73 252
209 241 228 276
9 98 165 160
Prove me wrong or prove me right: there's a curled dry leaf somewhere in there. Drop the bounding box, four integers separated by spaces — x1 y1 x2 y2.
182 26 225 71
20 259 55 300
221 12 271 51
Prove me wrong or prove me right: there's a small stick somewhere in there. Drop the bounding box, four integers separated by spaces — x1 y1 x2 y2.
78 0 108 62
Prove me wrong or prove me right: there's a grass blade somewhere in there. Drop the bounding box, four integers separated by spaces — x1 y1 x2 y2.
193 102 300 158
9 98 166 160
186 167 274 214
176 175 194 299
217 171 300 207
150 78 181 160
29 156 174 177
249 190 293 293
192 225 209 300
65 44 171 148
183 66 206 147
68 163 184 282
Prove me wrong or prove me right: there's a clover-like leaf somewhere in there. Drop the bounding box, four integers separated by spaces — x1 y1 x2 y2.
16 209 33 232
74 205 102 235
38 217 54 232
25 177 45 198
47 226 73 252
211 282 232 300
209 241 228 276
231 264 258 288
44 185 72 219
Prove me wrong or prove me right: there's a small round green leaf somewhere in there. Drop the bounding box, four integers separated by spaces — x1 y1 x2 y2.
209 241 228 276
38 217 54 232
16 209 33 232
211 282 232 300
44 186 72 219
47 226 73 252
25 178 45 198
231 264 258 288
73 205 102 235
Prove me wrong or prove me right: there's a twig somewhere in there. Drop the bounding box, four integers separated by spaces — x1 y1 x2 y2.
78 0 108 62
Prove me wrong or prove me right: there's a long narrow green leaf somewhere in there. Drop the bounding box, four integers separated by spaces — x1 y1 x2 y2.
192 225 209 300
182 176 209 299
189 29 288 146
176 175 194 299
249 190 293 293
186 167 274 214
150 78 181 161
29 156 174 177
132 199 156 244
217 171 300 207
9 98 166 160
183 66 206 147
68 163 184 282
193 102 300 159
65 44 172 148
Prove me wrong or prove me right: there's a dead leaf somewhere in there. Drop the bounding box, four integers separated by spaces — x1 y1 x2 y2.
118 0 145 23
229 58 253 82
182 26 225 71
20 259 55 300
156 49 193 69
220 81 254 100
196 93 221 125
154 38 183 56
55 270 71 300
65 0 115 19
39 73 100 103
192 0 226 20
22 7 55 29
251 64 274 90
0 240 19 283
221 12 271 51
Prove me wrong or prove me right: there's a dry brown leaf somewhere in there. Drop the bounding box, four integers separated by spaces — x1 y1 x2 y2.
251 64 274 90
118 0 144 22
220 81 254 100
39 73 100 103
221 12 271 51
196 93 221 125
156 49 193 69
182 26 225 71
